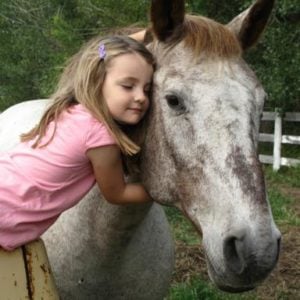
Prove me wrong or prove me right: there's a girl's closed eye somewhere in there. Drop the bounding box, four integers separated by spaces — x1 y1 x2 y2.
122 85 134 91
119 82 134 90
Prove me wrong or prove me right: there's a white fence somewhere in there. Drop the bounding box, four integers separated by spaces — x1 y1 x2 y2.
259 111 300 171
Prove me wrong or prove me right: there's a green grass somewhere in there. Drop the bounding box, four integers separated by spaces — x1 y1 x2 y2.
268 189 299 225
265 165 300 225
164 207 200 245
264 165 300 188
166 277 256 300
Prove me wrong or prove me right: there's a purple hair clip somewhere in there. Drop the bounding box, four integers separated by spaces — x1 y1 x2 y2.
98 44 106 60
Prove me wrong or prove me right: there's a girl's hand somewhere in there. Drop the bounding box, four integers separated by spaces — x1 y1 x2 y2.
129 30 147 42
86 145 152 205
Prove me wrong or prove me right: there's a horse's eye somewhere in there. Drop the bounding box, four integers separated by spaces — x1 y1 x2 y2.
165 94 186 113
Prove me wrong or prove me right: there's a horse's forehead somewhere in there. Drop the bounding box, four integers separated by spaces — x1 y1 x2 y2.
153 43 192 68
155 56 261 98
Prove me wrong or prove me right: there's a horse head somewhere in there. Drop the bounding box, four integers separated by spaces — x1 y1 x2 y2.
141 0 280 292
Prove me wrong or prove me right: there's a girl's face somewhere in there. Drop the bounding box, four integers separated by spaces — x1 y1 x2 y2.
102 53 153 125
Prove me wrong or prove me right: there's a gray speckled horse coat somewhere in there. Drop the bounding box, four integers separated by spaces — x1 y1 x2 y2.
0 0 280 299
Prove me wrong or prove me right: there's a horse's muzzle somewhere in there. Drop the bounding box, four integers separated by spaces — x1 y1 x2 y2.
208 227 281 293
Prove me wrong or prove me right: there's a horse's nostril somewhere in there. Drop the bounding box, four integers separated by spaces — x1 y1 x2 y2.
224 235 246 275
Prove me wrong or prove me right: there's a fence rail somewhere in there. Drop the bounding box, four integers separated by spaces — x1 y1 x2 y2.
259 111 300 171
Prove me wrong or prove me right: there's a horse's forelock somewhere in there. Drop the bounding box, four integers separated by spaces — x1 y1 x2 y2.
151 15 242 59
183 15 242 58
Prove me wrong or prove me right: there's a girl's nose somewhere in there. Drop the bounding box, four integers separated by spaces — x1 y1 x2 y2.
134 90 147 103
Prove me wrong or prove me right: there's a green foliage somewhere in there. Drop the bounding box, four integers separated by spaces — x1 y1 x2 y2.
246 0 300 111
0 0 298 112
245 14 299 111
0 0 79 108
0 0 148 110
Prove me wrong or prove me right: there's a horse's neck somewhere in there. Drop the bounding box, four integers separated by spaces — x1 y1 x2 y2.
79 186 152 257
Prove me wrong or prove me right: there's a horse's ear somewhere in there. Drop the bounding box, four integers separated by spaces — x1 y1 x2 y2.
150 0 185 42
227 0 275 50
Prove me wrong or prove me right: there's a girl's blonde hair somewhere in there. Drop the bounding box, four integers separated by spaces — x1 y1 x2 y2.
21 35 155 155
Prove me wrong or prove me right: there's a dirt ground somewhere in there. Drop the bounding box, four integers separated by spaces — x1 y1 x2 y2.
172 187 300 299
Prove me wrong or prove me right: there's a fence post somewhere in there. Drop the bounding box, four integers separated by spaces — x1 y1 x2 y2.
273 109 282 171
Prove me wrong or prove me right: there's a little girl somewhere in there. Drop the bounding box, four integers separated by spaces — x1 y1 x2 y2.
0 34 154 251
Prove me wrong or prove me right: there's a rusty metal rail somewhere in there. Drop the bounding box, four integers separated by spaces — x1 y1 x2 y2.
0 239 59 299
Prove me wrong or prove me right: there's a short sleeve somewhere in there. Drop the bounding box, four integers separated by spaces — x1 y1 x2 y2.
85 121 116 151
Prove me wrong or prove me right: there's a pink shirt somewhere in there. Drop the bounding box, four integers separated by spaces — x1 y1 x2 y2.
0 104 115 250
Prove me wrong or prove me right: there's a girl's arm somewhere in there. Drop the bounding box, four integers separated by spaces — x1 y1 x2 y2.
86 145 152 205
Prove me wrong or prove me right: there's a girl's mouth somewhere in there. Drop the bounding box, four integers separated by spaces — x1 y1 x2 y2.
128 108 142 113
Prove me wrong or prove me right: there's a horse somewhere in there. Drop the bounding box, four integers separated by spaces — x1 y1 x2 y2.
0 0 280 299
